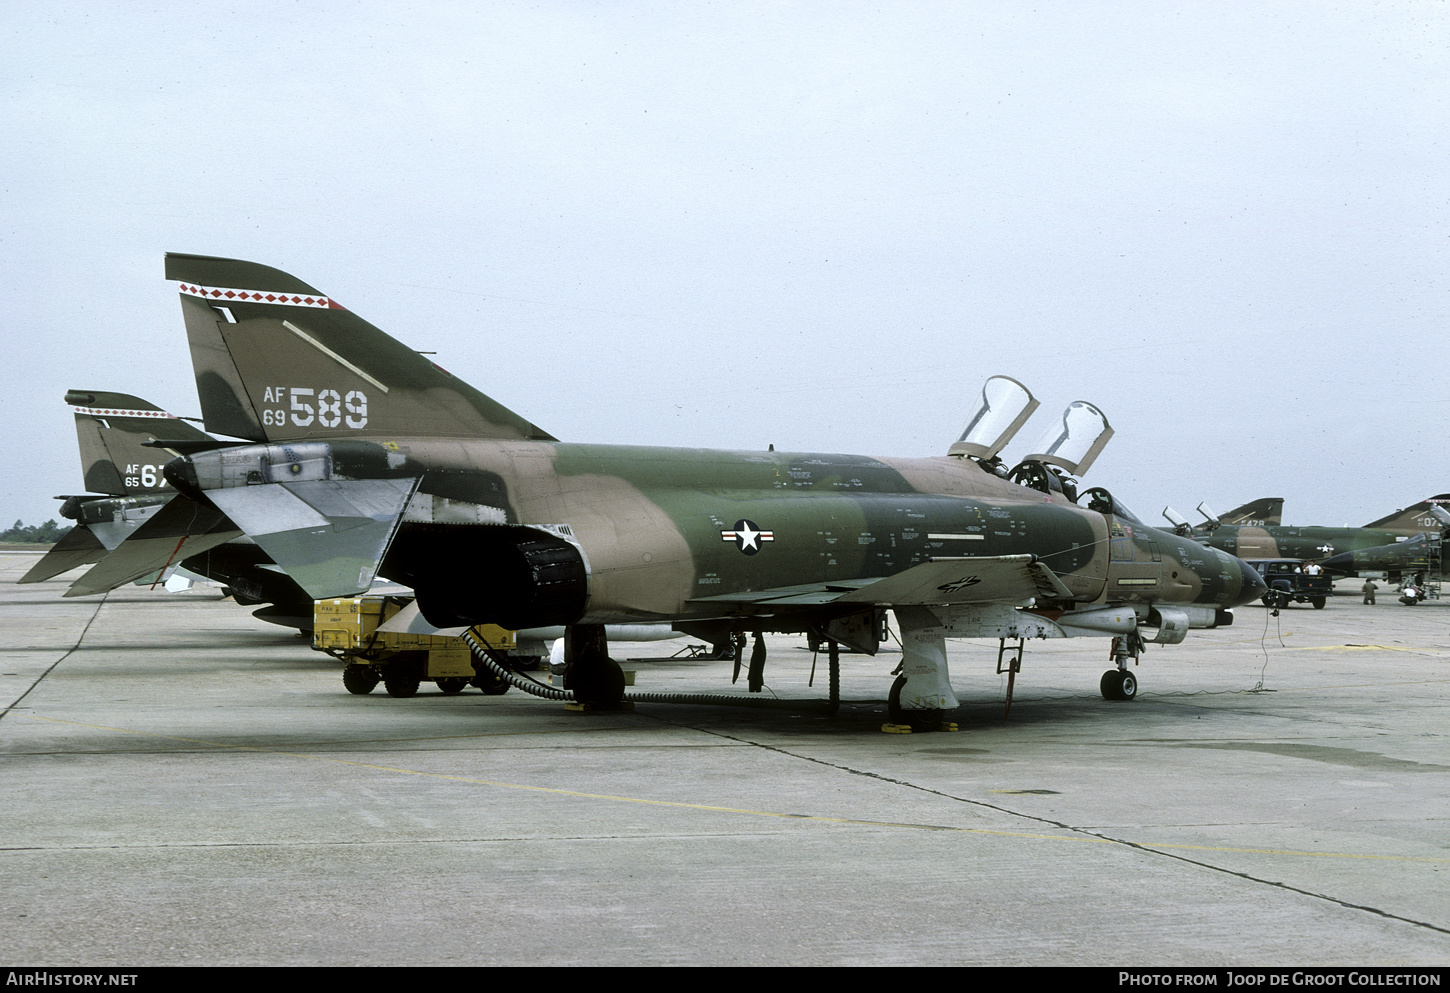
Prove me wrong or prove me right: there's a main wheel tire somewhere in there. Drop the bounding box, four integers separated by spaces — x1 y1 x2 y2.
383 677 420 698
437 677 469 694
343 665 379 695
571 656 625 707
1118 670 1138 701
887 675 944 731
1100 669 1124 701
1311 597 1326 610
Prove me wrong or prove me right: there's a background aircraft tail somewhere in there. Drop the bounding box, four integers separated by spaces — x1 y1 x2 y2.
21 391 214 585
67 390 214 496
165 253 555 444
1362 495 1450 533
1218 497 1283 527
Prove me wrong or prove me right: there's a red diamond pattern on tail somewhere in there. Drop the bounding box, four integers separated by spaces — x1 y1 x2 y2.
175 281 339 309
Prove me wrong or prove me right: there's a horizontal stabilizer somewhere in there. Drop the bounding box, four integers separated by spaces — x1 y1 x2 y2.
18 526 108 584
835 555 1076 606
206 477 419 599
65 495 241 597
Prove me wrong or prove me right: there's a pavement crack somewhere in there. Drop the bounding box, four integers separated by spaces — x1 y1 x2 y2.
0 593 108 723
667 717 1450 940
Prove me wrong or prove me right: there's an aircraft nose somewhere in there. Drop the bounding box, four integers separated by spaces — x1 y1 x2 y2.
1321 551 1354 574
1233 556 1267 606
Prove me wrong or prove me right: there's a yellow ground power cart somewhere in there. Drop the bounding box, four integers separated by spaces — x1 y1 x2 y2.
312 595 517 698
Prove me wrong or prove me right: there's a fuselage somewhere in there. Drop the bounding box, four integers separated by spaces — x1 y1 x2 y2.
1197 524 1411 562
302 437 1265 624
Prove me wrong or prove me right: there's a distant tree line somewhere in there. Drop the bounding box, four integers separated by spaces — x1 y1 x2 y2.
2 519 68 543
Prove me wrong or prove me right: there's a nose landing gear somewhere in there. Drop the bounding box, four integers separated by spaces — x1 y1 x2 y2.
1100 632 1143 701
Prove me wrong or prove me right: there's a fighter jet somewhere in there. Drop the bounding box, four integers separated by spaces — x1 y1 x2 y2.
21 391 317 630
67 254 1265 728
1319 504 1450 581
19 390 213 585
1183 496 1450 563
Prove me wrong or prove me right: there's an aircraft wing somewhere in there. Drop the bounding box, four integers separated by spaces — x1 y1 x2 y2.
18 525 109 584
688 554 1075 610
65 495 242 597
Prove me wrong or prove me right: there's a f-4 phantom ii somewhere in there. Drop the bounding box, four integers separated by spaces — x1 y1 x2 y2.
21 390 317 630
1320 504 1450 582
1167 496 1450 566
65 254 1265 728
20 390 202 585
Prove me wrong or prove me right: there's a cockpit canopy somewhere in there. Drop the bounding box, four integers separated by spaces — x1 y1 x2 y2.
948 376 1039 460
1020 401 1114 477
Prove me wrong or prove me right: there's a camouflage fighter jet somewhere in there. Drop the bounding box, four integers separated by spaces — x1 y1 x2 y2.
1319 504 1450 581
1183 496 1450 564
19 390 213 585
22 391 318 630
68 255 1266 728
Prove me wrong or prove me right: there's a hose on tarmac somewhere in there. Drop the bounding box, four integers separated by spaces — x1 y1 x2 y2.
462 627 840 712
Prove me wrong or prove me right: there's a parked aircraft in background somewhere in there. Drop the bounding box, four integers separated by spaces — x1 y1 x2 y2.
1165 496 1449 564
21 391 316 630
1321 504 1450 581
20 391 211 585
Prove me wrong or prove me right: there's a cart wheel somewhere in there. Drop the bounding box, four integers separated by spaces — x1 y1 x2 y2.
343 665 379 695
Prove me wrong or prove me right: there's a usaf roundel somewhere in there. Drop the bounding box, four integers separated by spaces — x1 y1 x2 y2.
722 519 774 555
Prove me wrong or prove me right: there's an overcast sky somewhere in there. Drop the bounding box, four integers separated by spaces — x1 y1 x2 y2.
2 2 1445 531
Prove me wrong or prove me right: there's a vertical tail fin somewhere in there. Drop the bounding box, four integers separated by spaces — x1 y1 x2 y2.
1217 497 1284 527
165 254 555 444
1362 495 1450 533
66 390 214 496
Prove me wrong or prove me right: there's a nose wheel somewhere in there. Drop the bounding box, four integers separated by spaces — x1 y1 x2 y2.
1100 668 1137 701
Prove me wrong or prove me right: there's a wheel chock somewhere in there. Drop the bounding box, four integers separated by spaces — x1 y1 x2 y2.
564 701 636 713
881 720 960 734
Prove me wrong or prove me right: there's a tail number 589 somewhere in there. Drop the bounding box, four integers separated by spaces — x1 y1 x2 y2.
262 387 368 429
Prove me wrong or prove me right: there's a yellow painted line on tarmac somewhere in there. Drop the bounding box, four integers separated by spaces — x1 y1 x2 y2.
25 715 1450 865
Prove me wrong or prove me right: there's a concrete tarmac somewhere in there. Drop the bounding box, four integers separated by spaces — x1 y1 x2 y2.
2 550 1447 966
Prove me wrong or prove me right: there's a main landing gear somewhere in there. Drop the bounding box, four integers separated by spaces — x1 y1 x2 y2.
562 623 628 711
883 606 959 733
1100 632 1143 701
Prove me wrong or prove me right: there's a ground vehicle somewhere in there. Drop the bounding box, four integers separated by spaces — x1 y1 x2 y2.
313 595 523 696
1247 559 1333 609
